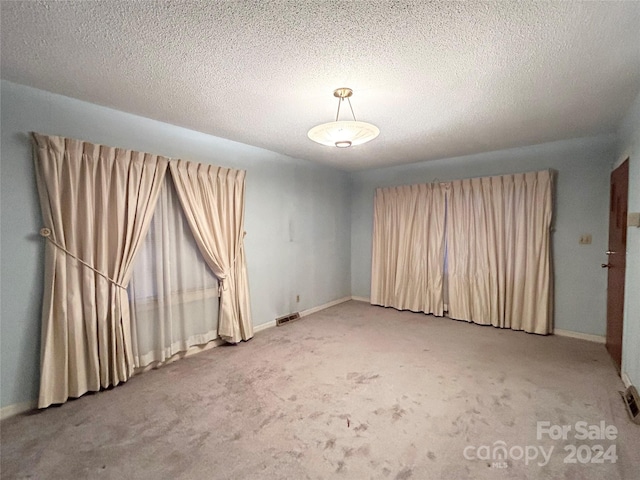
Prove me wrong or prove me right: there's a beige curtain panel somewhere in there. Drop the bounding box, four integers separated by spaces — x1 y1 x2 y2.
446 170 553 334
169 160 253 344
371 183 447 315
370 170 553 335
33 133 168 408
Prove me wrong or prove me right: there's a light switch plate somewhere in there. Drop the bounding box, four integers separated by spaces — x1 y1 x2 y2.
579 234 592 245
628 212 640 228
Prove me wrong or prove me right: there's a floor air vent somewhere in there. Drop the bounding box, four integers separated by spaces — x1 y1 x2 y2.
621 385 640 424
276 312 300 326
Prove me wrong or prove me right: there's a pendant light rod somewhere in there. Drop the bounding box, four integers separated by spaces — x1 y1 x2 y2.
347 97 357 121
333 87 358 122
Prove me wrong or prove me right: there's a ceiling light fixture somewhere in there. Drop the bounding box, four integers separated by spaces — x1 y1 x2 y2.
307 88 379 148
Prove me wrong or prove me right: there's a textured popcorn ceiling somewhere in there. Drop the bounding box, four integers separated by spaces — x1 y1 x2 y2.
2 1 640 171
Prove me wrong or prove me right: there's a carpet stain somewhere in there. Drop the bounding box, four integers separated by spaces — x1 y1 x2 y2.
341 445 370 458
395 466 413 479
325 438 336 449
259 413 279 429
392 404 407 421
347 372 380 384
188 431 211 447
357 445 371 456
354 423 368 432
427 451 436 461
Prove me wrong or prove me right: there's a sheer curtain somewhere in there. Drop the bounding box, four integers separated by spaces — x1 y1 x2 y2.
169 160 253 343
33 133 168 408
371 183 447 315
446 171 553 334
128 173 220 368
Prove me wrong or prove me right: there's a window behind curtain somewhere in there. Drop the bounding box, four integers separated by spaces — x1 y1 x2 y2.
128 173 219 368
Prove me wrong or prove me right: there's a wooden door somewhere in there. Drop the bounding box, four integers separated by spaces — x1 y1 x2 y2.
605 159 628 371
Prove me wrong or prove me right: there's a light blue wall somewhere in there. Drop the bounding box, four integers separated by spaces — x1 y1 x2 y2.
350 136 617 336
0 80 352 409
617 91 640 388
0 78 631 410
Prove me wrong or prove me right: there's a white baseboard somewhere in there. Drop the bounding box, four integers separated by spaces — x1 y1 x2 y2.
254 320 276 333
553 329 606 344
621 372 633 389
351 296 370 303
0 400 37 421
254 296 352 333
300 296 351 317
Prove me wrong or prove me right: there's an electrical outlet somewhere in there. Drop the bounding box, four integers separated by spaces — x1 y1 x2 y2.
579 234 592 245
296 295 300 303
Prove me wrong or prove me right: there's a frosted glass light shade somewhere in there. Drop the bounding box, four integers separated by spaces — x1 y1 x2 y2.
307 120 380 148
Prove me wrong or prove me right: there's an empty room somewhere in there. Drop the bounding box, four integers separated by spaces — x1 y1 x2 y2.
1 1 640 479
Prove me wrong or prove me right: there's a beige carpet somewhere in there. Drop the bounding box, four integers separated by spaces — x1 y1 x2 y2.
1 301 639 479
